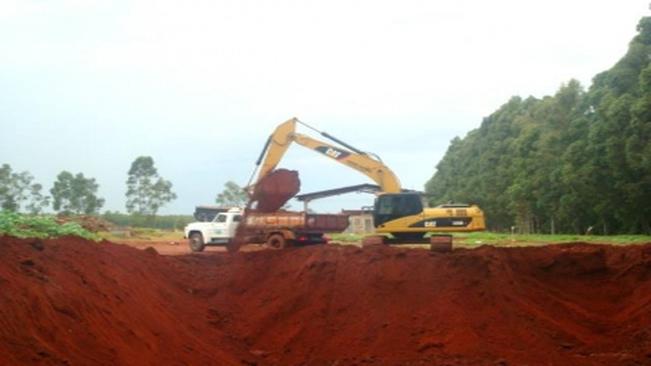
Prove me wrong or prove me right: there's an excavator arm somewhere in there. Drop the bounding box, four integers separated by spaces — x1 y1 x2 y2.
252 118 402 193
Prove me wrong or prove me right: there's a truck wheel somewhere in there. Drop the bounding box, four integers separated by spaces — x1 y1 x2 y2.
266 234 288 249
189 233 205 252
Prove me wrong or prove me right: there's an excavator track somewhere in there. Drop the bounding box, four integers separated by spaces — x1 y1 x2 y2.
362 234 453 252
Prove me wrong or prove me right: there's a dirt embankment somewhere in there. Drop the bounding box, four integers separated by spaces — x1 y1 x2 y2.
1 236 651 365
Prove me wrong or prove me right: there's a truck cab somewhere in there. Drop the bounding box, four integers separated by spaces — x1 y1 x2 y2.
184 208 242 252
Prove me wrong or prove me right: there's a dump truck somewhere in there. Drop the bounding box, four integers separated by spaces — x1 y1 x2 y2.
184 207 349 252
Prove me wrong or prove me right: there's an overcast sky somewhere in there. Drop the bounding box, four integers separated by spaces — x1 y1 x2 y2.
1 0 649 214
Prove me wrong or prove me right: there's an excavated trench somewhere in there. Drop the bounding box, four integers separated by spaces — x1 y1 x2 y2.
1 236 651 365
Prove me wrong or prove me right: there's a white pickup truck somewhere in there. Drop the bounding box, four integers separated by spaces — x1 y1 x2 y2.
184 208 242 252
183 207 350 252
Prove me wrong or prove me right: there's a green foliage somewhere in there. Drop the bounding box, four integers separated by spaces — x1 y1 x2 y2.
0 211 98 240
101 211 193 230
51 171 105 215
453 232 651 247
0 164 50 213
426 17 651 234
329 233 365 242
215 181 248 207
328 232 651 247
125 156 177 216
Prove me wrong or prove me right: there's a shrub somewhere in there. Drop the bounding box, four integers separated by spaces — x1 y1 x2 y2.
0 211 98 240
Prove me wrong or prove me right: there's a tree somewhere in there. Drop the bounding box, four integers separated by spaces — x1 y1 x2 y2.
215 181 248 207
126 156 177 216
425 16 651 234
0 164 50 213
25 183 50 215
50 171 104 215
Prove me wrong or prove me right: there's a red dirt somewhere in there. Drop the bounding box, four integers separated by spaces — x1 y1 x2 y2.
2 236 651 365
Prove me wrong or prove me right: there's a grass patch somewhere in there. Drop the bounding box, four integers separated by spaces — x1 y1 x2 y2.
329 231 651 247
0 211 98 240
329 233 365 242
453 232 651 247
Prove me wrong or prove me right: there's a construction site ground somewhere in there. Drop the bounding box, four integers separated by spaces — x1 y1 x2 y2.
2 235 651 365
103 230 651 255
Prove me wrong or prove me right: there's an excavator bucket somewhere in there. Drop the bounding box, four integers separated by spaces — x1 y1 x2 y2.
229 169 302 253
250 169 300 212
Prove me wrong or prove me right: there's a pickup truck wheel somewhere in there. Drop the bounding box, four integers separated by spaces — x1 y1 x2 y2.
189 233 205 252
266 234 288 249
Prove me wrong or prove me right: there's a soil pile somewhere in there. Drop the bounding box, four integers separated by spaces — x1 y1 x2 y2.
55 215 113 232
0 236 251 366
2 236 651 365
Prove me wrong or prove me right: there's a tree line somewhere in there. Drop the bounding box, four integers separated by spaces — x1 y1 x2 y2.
426 17 651 234
0 156 176 217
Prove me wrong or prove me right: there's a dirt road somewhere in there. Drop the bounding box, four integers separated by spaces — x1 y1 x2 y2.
110 237 353 255
110 238 242 255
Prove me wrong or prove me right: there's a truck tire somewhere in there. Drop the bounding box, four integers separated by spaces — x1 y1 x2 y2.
189 232 205 252
266 233 288 249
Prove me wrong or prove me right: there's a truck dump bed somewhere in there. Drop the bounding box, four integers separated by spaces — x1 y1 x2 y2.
243 211 349 232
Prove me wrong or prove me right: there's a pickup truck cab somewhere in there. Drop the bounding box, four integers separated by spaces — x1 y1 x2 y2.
184 208 242 252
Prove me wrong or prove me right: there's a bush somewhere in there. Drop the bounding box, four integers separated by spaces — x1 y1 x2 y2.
0 211 98 240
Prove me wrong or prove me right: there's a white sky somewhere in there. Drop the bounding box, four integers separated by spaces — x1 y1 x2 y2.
1 0 649 214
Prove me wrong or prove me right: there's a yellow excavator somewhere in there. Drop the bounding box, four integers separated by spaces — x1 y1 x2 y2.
251 117 485 246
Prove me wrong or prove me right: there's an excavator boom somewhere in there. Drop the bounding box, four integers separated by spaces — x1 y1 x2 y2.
253 118 402 193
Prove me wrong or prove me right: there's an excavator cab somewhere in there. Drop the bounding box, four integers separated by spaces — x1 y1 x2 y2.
373 193 424 227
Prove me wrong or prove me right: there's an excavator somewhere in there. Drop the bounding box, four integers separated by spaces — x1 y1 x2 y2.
248 117 486 248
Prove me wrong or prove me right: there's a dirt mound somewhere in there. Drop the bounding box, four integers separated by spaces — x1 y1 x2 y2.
0 236 252 366
55 215 113 232
2 237 651 365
